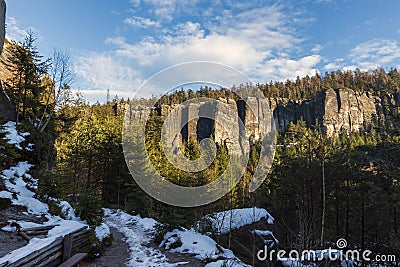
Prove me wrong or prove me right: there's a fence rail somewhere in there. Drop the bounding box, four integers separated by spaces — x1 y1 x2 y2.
1 226 92 267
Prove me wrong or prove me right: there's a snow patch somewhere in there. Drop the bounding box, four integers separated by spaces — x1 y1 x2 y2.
0 190 13 199
1 224 17 232
254 229 279 247
161 228 233 260
160 228 250 266
204 207 274 234
205 259 251 267
1 121 30 150
0 218 87 265
1 161 48 214
58 200 77 220
95 222 111 242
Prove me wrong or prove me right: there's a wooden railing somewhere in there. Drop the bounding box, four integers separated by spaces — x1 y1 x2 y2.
1 226 92 267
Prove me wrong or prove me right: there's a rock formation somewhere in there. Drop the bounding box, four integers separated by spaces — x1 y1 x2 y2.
0 0 16 122
157 87 400 151
125 86 400 156
269 88 400 136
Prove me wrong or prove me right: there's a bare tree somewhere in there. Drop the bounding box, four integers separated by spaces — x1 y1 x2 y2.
37 49 73 132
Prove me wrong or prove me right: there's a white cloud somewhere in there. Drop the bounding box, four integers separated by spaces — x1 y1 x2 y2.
124 16 160 28
346 39 400 70
256 55 322 81
130 0 140 7
73 52 142 100
5 16 40 43
324 62 340 70
75 3 322 101
323 58 344 71
311 44 323 53
105 6 309 79
71 89 133 103
144 0 175 21
5 17 26 42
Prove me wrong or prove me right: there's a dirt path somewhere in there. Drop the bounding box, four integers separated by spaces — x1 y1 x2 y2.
84 227 130 267
83 209 204 267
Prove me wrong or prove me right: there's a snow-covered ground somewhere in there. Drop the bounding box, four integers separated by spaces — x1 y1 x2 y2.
1 161 48 214
160 228 251 267
103 208 182 267
0 121 269 267
104 209 253 267
0 121 31 150
202 207 274 234
0 121 90 265
278 249 356 267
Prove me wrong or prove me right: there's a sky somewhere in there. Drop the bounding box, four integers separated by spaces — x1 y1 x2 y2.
5 0 400 102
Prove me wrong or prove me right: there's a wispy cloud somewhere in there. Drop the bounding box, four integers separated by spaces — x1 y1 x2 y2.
5 17 27 42
74 2 322 100
73 52 142 99
323 58 344 71
124 16 160 28
345 39 400 70
5 16 40 43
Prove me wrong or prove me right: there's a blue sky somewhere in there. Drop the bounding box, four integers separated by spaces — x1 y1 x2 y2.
5 0 400 102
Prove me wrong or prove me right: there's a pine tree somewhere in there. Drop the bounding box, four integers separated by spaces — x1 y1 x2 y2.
3 31 50 123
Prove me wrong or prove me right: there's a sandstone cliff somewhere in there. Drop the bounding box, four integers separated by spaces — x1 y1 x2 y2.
270 88 399 136
0 0 16 122
153 87 399 154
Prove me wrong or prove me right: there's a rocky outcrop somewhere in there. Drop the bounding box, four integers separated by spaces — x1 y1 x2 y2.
0 0 4 55
319 88 378 136
0 0 15 122
131 87 398 154
0 89 15 121
267 88 389 136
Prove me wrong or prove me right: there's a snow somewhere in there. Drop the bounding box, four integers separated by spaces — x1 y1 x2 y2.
204 207 274 234
205 259 251 267
278 249 356 267
0 190 13 199
58 200 77 220
0 124 88 266
95 222 111 242
1 161 49 215
25 143 34 151
254 229 279 246
1 224 17 232
0 218 87 265
0 121 30 150
160 228 251 266
104 209 249 267
104 208 180 267
161 229 227 260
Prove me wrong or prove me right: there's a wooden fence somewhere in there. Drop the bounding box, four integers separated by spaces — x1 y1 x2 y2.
1 225 92 267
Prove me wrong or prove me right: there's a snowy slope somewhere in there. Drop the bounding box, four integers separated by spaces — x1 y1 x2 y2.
0 121 30 150
0 121 89 265
1 161 48 214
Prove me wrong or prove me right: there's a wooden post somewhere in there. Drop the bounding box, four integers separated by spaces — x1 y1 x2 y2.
62 233 74 262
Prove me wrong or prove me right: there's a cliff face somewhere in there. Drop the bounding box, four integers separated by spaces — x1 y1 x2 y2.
156 87 399 154
319 88 378 136
0 0 16 122
270 88 399 136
